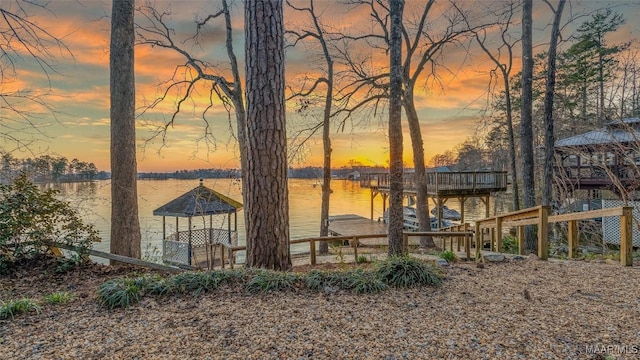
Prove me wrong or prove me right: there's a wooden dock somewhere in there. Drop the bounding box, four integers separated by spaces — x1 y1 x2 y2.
327 214 387 237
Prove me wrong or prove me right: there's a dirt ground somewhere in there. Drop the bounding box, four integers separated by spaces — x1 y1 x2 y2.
1 254 639 359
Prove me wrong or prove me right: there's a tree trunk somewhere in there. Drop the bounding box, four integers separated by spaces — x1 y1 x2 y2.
542 0 565 207
520 0 536 252
110 0 141 261
244 0 290 270
388 0 405 256
404 95 435 248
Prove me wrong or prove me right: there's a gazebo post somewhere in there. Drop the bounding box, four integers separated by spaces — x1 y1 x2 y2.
162 216 166 260
188 216 192 265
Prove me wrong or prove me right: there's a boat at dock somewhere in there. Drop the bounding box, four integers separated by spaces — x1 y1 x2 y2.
431 205 462 221
381 206 453 231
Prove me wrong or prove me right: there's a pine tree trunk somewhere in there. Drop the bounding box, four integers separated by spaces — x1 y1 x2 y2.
244 0 290 270
110 0 141 261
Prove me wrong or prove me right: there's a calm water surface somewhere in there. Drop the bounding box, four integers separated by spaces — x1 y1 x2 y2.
48 178 502 259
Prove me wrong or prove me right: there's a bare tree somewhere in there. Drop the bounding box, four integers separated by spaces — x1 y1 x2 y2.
541 0 566 206
244 0 290 269
0 1 72 152
337 0 485 247
388 0 404 256
135 0 248 193
456 1 521 211
286 0 337 254
520 0 536 252
110 0 141 260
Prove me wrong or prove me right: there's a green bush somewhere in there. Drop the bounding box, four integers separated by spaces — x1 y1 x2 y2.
0 174 100 274
0 298 41 319
501 235 519 254
439 250 457 262
375 256 443 288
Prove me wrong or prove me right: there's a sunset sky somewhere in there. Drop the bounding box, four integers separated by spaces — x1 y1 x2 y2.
3 0 639 172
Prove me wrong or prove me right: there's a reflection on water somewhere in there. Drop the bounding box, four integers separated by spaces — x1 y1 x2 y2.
48 178 509 260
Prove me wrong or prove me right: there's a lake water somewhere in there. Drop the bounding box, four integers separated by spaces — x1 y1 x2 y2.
47 178 503 260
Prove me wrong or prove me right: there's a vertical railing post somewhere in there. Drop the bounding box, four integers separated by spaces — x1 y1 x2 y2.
621 207 633 266
496 216 503 253
567 220 578 259
352 237 359 262
310 239 316 265
489 227 495 252
538 206 549 260
464 223 471 261
475 222 481 260
518 226 525 255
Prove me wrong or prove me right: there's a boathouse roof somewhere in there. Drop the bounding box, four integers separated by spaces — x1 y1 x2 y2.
555 118 640 148
152 179 243 217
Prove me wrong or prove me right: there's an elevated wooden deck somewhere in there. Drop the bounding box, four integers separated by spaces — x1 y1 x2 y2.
359 171 508 222
359 171 508 196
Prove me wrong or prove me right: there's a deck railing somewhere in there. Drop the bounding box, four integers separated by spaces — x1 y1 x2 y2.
360 171 508 192
474 205 634 266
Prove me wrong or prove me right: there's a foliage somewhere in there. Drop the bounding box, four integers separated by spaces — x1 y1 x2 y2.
55 254 84 274
356 255 369 264
375 256 443 288
0 298 41 319
43 291 74 304
439 250 457 262
304 268 387 294
97 277 146 309
245 270 302 294
170 272 219 296
501 236 519 254
0 174 100 274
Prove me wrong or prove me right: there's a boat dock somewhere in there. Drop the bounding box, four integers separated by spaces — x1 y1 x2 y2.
327 214 387 237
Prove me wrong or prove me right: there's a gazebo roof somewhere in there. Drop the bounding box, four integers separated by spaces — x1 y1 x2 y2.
556 118 640 148
153 180 243 217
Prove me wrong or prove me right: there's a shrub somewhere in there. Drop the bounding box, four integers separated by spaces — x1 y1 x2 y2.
502 235 519 254
0 174 100 274
375 256 443 288
0 298 41 319
439 250 457 262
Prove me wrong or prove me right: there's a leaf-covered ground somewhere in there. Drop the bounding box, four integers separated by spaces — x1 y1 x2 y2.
1 255 639 359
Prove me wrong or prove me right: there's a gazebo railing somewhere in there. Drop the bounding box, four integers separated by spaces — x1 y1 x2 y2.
165 228 237 247
162 228 238 267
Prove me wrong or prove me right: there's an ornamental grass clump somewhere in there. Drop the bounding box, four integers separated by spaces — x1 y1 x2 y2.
245 270 302 293
375 256 443 288
0 298 41 319
305 269 387 294
170 272 218 296
98 277 146 309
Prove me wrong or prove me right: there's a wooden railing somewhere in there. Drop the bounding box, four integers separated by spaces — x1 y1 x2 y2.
360 171 508 192
474 205 634 266
221 230 474 269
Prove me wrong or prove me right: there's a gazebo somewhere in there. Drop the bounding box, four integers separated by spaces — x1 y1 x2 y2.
153 179 243 269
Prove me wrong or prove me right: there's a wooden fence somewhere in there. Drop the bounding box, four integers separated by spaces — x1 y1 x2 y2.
474 205 634 266
221 230 474 269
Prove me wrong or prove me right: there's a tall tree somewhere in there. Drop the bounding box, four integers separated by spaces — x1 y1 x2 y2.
457 1 521 211
286 0 337 255
338 0 485 247
541 0 565 206
520 0 536 251
388 0 405 256
244 0 290 269
110 0 141 260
